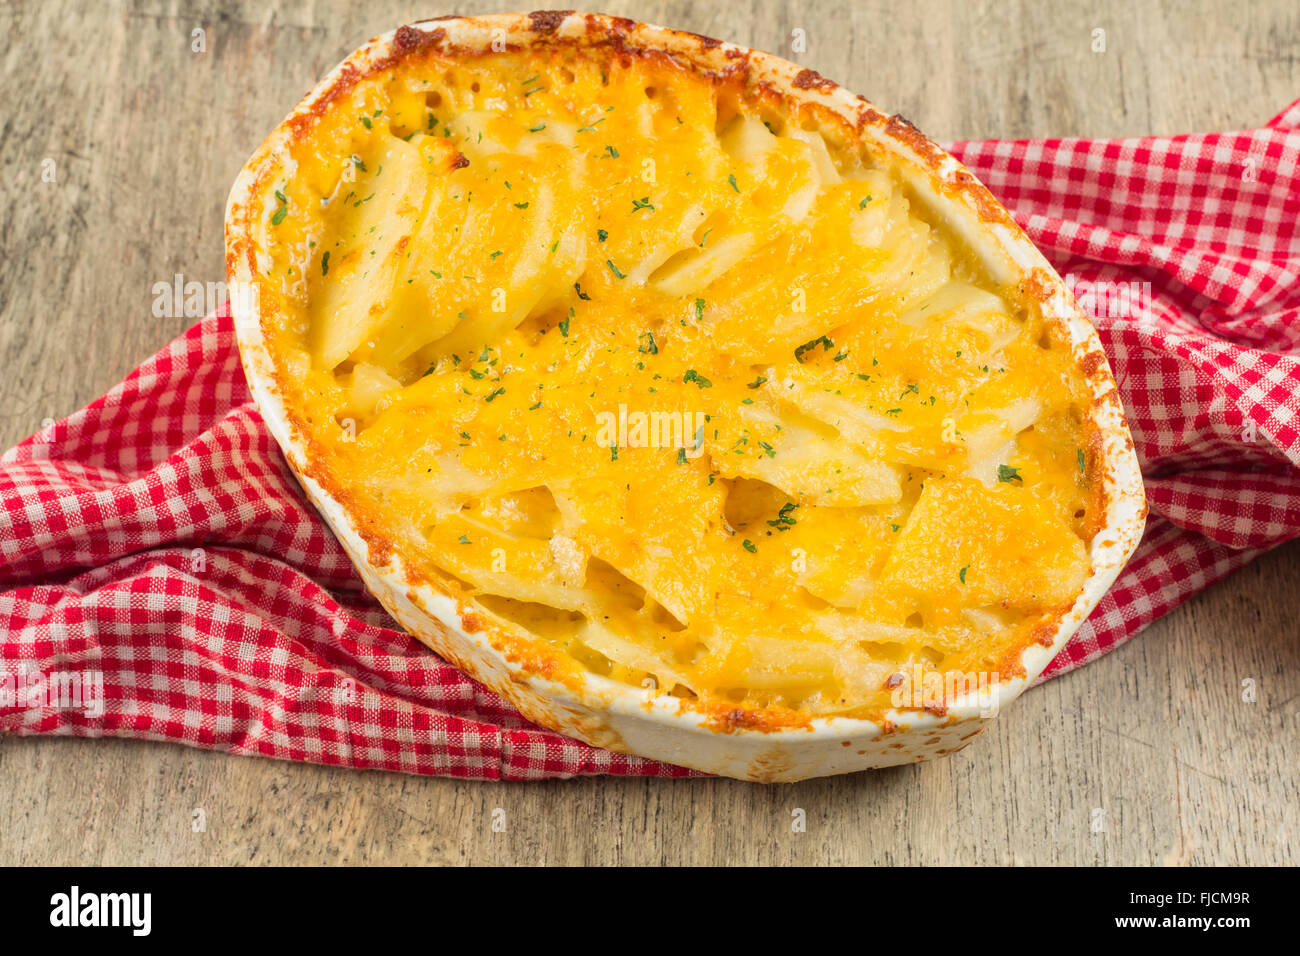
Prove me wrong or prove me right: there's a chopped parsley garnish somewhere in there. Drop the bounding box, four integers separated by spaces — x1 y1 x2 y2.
1077 448 1086 472
742 539 757 553
747 375 768 389
514 201 530 209
767 502 799 530
959 565 969 584
458 535 471 545
605 145 619 159
528 123 546 132
605 259 626 279
574 282 591 300
559 314 571 337
794 335 834 363
727 173 739 192
676 448 688 465
694 298 705 321
320 251 330 275
997 464 1022 483
682 369 712 388
859 195 874 208
484 387 506 403
270 189 288 226
638 331 658 354
632 197 655 212
597 229 608 242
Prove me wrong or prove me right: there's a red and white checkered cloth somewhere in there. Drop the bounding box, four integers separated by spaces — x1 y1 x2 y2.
3 101 1299 780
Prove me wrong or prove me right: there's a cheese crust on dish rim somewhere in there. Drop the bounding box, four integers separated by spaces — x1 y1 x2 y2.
226 11 1146 781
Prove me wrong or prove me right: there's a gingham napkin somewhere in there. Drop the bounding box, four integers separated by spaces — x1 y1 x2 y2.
3 101 1298 780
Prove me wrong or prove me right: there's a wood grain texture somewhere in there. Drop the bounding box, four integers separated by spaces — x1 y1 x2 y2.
1 0 1297 866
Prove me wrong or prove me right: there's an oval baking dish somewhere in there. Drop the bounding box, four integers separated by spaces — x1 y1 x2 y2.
225 11 1146 781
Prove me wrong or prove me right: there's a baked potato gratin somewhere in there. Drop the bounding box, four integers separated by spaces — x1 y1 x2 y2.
228 13 1145 778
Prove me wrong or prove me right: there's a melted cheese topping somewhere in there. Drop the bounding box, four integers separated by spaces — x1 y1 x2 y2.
252 46 1100 718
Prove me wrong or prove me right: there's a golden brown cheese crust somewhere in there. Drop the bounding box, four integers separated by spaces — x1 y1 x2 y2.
227 13 1135 734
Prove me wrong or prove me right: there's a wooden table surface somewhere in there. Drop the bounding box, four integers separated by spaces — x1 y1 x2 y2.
1 0 1297 866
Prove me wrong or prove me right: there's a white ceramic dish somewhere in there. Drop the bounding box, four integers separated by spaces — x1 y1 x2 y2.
226 11 1147 781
